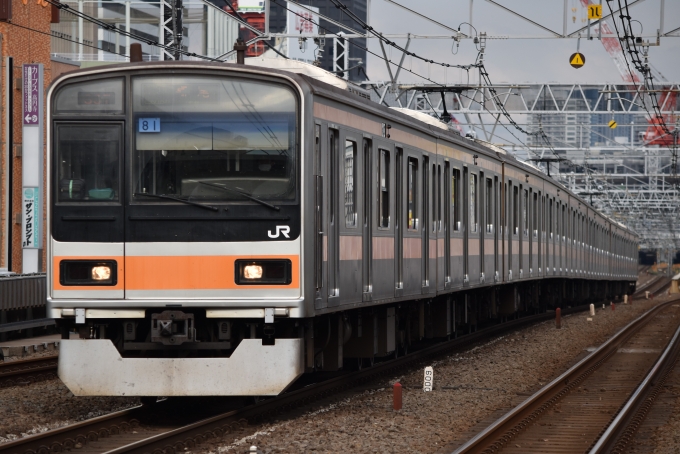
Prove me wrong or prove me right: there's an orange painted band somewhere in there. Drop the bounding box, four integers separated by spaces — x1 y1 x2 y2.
53 255 299 291
125 255 299 290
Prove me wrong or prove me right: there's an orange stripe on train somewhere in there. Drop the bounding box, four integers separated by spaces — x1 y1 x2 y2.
125 255 299 290
53 255 299 290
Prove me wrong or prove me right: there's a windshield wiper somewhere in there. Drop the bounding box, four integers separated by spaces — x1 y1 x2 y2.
133 193 219 212
196 181 280 211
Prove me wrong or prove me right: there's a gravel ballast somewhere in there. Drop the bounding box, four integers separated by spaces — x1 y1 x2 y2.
0 379 139 442
199 297 666 453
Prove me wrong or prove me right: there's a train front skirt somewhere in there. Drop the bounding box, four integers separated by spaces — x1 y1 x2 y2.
58 339 304 396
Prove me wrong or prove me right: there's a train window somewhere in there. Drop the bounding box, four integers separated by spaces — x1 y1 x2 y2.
470 173 478 233
562 205 566 241
55 124 121 202
344 140 357 228
131 76 297 203
407 157 418 230
452 169 460 231
533 192 538 238
432 164 437 232
513 185 519 235
522 189 528 236
54 78 124 114
437 165 442 231
314 124 321 175
330 130 337 225
378 149 390 229
549 199 553 238
486 178 493 233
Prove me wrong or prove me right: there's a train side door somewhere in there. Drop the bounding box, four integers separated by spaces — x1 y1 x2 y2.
362 138 372 301
314 124 325 309
327 128 339 306
421 155 430 293
338 132 361 306
463 167 469 285
395 148 404 294
443 161 451 289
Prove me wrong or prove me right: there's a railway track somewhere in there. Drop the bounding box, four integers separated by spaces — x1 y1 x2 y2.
632 274 671 299
451 295 680 454
0 356 58 389
0 271 654 454
0 302 599 454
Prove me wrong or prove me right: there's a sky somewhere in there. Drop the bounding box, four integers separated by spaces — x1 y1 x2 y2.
362 0 680 85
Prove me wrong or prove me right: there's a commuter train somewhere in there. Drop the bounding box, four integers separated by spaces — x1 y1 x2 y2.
47 59 638 397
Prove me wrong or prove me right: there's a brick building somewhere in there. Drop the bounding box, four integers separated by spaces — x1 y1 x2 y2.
1 1 53 273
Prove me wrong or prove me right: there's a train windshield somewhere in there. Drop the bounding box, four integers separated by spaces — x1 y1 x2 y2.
132 75 298 202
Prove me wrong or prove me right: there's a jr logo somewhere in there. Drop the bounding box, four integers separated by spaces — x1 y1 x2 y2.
268 225 290 239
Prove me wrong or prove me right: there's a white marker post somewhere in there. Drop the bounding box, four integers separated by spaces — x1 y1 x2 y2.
21 64 43 273
423 366 433 392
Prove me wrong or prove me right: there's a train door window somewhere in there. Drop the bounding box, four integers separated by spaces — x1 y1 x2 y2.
470 172 478 233
344 139 357 228
572 211 576 245
512 185 519 235
562 205 566 241
532 192 538 238
329 130 337 226
452 168 461 231
315 124 321 175
378 149 390 229
56 124 122 202
407 157 418 230
501 183 510 233
549 199 553 238
486 178 493 233
437 165 442 231
432 163 437 232
522 189 528 236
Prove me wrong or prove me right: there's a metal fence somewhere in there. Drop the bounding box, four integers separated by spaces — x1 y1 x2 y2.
0 273 47 312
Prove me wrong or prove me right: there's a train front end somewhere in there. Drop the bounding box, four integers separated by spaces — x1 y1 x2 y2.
47 63 307 396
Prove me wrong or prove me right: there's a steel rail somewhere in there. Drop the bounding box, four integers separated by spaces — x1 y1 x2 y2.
589 313 680 453
0 406 145 454
451 297 680 454
0 356 58 389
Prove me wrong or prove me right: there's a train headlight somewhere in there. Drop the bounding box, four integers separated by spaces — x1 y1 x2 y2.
91 266 112 281
60 260 117 286
243 264 263 280
236 260 291 285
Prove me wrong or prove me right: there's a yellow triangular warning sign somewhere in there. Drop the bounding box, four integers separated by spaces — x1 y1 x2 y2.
571 54 584 65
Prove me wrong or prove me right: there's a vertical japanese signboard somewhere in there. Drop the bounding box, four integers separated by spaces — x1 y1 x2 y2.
22 187 40 248
22 64 43 271
23 64 40 125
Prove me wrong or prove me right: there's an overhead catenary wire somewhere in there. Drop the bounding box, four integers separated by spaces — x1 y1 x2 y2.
606 0 679 174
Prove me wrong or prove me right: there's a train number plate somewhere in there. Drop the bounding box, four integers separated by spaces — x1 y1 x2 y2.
138 118 160 132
